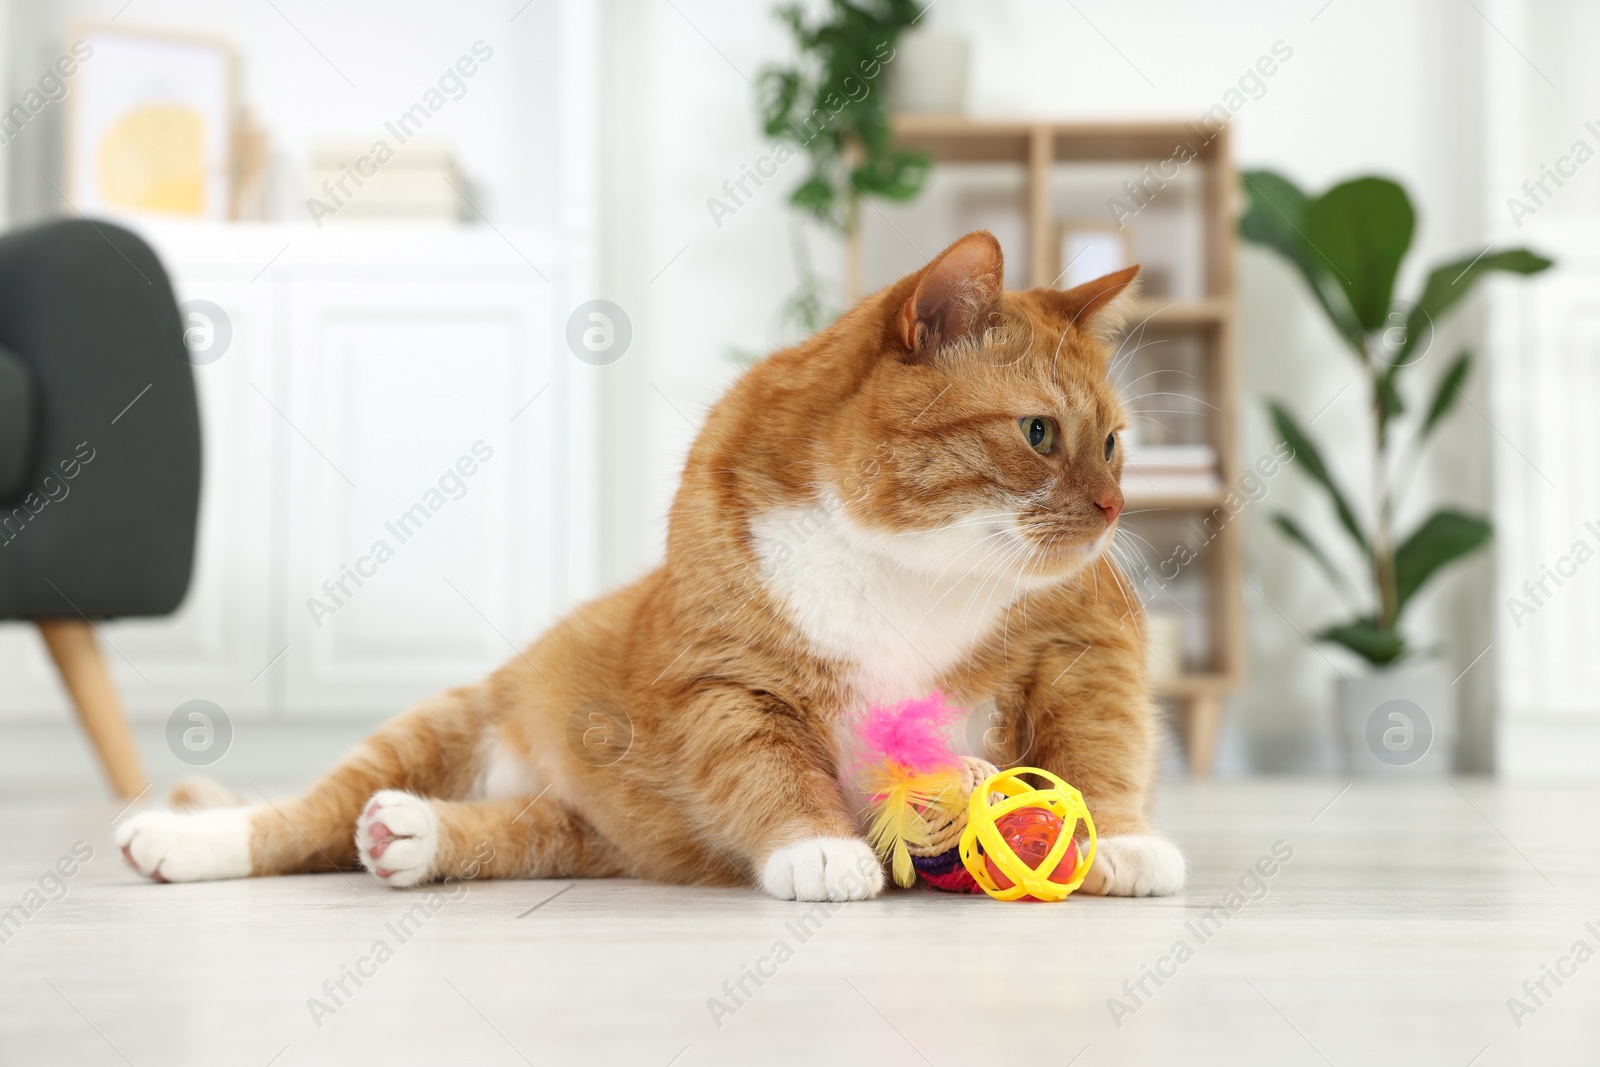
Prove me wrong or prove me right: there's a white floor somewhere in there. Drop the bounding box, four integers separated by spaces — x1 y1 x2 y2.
1 778 1595 1067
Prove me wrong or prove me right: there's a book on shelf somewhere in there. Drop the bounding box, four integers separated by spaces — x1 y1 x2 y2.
305 140 465 223
1122 470 1223 499
1122 443 1217 471
1121 443 1221 499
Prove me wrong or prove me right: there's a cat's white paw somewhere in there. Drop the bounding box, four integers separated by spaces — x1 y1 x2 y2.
760 837 884 902
1078 834 1186 897
357 791 439 888
114 808 253 883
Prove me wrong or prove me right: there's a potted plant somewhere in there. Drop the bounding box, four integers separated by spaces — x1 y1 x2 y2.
750 0 932 347
1239 171 1552 773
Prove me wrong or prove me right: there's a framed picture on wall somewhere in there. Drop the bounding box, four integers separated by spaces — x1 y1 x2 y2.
1054 219 1133 289
65 24 234 220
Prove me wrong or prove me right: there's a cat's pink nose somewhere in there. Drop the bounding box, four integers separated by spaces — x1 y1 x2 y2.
1096 490 1123 524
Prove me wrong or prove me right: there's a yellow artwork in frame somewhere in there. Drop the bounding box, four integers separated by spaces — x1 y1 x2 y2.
67 24 233 220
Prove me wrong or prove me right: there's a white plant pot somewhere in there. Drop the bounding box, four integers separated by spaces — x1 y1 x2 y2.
887 30 970 115
1334 661 1457 776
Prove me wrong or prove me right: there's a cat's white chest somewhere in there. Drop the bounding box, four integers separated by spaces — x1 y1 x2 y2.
750 500 1020 707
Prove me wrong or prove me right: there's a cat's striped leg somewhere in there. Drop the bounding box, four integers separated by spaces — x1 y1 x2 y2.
116 686 492 883
1013 617 1187 898
356 793 625 887
668 685 884 903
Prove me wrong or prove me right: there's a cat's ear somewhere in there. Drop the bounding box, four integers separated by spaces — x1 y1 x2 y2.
1036 264 1141 340
897 231 1005 359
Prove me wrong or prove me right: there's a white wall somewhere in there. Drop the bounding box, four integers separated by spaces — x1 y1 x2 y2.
3 0 571 229
597 0 1508 772
1484 0 1600 777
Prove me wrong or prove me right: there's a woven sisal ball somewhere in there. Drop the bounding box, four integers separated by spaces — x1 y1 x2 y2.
907 755 997 859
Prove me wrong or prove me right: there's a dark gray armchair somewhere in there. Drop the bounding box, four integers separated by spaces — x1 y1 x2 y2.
0 218 201 797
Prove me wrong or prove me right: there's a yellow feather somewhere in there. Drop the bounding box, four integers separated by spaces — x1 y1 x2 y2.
862 764 967 888
892 841 914 888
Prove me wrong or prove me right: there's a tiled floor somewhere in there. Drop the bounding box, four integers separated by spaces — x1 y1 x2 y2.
0 778 1594 1066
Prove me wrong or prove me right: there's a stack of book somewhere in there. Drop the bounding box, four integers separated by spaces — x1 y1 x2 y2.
1121 443 1221 500
306 141 464 224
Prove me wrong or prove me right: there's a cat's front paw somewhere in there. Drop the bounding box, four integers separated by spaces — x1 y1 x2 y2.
1078 834 1185 897
357 791 439 888
114 808 253 883
760 837 884 902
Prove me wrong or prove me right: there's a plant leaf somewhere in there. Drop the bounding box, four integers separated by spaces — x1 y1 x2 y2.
1271 513 1354 598
1394 509 1492 616
1319 619 1407 666
849 149 931 201
760 0 931 236
1239 170 1365 350
1301 177 1415 333
1397 249 1553 366
789 173 835 219
1420 350 1472 440
757 68 802 137
1267 400 1370 555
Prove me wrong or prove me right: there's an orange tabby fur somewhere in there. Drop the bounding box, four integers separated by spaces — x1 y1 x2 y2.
117 232 1181 899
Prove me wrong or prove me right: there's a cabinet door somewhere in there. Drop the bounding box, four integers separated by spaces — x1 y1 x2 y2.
0 272 278 723
280 273 562 718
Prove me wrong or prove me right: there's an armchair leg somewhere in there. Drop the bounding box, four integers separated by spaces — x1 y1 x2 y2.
1180 694 1223 777
37 619 148 799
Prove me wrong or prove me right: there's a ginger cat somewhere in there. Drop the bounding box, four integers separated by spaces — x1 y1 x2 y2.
116 231 1185 901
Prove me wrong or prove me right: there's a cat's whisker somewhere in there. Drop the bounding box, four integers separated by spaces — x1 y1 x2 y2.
1124 415 1176 436
1101 549 1142 634
1109 332 1166 384
972 543 1036 675
1112 531 1198 619
914 526 1024 605
917 531 1029 620
1120 390 1220 412
1119 367 1197 391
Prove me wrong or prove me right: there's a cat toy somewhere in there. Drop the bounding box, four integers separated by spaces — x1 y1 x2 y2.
853 694 1097 901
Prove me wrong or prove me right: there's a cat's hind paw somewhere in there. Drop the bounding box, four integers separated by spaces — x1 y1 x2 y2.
357 791 439 888
114 808 253 883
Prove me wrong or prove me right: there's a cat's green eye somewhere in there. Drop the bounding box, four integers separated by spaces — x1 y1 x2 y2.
1105 431 1117 462
1020 416 1056 454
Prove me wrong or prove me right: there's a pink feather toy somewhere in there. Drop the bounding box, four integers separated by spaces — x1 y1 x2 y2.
853 693 989 890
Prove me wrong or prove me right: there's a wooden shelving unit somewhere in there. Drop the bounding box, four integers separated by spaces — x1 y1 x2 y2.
848 117 1243 775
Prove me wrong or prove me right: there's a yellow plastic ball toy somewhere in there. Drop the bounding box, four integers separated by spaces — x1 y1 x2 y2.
958 767 1097 901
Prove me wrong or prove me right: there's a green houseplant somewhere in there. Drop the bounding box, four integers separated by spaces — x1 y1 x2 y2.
752 0 932 342
1240 171 1552 670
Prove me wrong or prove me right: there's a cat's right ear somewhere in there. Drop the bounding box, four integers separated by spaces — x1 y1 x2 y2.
896 231 1005 360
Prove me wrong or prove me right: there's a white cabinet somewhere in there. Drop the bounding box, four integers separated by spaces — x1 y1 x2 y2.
0 224 593 724
279 274 561 715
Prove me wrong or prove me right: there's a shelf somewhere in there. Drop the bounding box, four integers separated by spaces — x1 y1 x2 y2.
1125 298 1229 329
1122 489 1227 512
1152 673 1236 698
890 115 1223 164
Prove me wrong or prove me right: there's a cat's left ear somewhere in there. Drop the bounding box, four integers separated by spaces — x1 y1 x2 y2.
897 231 1005 359
1036 264 1141 341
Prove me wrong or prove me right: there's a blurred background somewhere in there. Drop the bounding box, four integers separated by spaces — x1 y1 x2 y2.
0 0 1591 795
